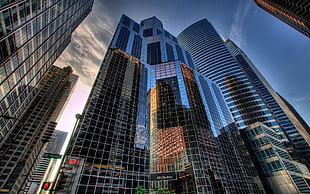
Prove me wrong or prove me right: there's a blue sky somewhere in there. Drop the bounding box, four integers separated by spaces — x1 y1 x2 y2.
55 0 309 131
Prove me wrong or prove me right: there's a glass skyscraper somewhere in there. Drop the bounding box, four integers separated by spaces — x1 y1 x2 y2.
178 18 310 193
0 0 94 140
225 39 310 168
60 47 149 194
60 15 265 194
178 19 281 134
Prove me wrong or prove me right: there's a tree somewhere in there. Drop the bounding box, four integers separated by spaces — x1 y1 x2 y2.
152 186 171 194
134 185 147 194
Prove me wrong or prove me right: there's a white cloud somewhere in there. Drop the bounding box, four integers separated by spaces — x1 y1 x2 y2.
55 1 115 88
294 93 310 102
229 0 251 47
55 2 116 131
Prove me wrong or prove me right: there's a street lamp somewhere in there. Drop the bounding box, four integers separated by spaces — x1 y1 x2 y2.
50 113 82 193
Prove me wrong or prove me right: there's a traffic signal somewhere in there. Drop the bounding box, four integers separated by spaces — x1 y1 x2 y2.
42 182 52 190
55 173 69 191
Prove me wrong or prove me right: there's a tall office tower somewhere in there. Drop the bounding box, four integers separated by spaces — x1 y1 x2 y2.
27 130 68 193
253 0 310 37
178 19 283 137
62 15 264 194
225 39 310 167
60 48 149 194
0 65 77 193
0 0 94 142
178 19 310 193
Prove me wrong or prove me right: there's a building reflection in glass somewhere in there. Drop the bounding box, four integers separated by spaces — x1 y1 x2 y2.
149 61 225 193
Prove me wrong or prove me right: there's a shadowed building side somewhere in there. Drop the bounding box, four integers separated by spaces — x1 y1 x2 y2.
253 0 310 37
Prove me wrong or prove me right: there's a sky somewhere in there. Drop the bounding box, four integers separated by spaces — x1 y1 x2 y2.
54 0 310 133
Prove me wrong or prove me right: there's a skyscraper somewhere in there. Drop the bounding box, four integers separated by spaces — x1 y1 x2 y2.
225 39 310 167
61 15 264 194
253 0 310 37
178 19 282 134
0 0 94 141
0 65 77 193
59 47 150 194
178 18 310 193
195 73 264 193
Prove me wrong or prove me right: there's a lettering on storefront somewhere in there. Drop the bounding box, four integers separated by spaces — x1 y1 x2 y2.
150 172 177 181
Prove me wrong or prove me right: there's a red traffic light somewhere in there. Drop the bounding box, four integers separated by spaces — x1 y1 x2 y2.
42 182 51 190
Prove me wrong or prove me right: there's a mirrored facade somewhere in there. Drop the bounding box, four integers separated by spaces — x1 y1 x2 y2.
225 40 310 169
196 74 265 192
0 0 94 140
62 48 149 193
177 19 282 134
149 61 264 193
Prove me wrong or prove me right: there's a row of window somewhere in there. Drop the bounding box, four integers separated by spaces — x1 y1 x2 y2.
0 35 70 133
260 160 283 173
255 147 277 161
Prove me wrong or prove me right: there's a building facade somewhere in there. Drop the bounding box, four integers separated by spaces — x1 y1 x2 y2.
0 0 94 142
61 15 265 194
60 48 150 194
178 18 310 193
253 0 310 37
196 74 264 193
0 65 77 193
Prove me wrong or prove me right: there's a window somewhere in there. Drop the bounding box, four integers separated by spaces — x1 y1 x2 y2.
165 43 174 61
147 42 161 64
115 27 130 51
143 28 153 37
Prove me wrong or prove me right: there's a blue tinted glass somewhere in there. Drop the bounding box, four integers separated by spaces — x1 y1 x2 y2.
115 27 130 51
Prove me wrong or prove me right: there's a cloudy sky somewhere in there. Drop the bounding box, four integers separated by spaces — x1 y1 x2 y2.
55 0 310 132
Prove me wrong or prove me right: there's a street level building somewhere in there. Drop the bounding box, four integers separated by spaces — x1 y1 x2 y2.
242 122 310 193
